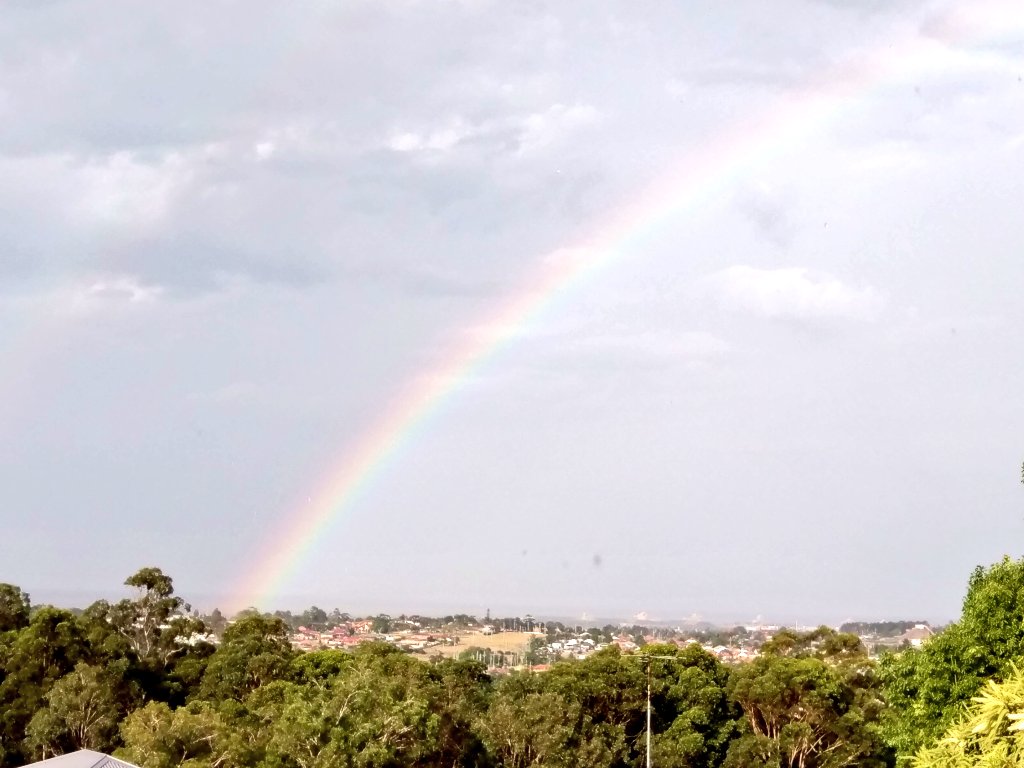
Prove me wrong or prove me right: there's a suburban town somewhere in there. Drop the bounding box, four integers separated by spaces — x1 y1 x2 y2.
0 565 1012 768
265 610 938 672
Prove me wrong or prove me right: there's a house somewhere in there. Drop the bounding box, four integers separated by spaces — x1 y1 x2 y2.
898 624 934 648
18 750 140 768
351 620 374 634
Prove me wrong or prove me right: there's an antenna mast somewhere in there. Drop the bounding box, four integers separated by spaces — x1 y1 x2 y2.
631 654 675 768
646 660 652 768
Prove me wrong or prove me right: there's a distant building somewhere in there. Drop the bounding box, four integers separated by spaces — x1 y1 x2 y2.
898 624 934 648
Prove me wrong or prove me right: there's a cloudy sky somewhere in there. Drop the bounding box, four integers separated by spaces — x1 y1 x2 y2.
2 0 1023 624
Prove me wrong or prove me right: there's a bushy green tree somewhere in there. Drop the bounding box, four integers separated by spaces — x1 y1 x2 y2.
482 644 734 768
24 663 120 758
725 628 891 768
252 643 478 768
881 557 1024 756
198 615 295 701
479 682 583 768
0 608 90 766
0 585 30 633
644 644 737 768
912 664 1024 768
107 568 205 668
118 700 245 768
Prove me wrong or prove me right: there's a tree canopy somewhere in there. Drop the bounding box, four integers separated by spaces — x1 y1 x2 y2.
6 559 1024 768
880 556 1024 755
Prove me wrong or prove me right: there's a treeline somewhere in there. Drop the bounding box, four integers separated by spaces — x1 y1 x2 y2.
838 621 929 637
4 558 1024 767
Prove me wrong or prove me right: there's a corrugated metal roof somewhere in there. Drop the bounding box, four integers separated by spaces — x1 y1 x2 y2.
20 750 140 768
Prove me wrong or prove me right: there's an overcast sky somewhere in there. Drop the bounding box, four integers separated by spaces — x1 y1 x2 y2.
2 0 1023 624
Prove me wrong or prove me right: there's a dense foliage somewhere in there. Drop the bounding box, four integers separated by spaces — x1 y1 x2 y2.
911 664 1024 768
879 557 1024 755
6 558 1024 768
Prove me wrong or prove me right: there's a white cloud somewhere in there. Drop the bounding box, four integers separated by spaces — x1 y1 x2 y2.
69 275 164 314
387 118 472 153
385 102 598 158
516 102 599 153
254 141 275 160
576 329 730 363
68 151 193 232
709 265 884 321
2 274 166 319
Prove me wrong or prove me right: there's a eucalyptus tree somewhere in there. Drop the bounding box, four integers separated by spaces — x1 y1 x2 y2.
0 585 30 633
25 663 120 758
724 628 891 768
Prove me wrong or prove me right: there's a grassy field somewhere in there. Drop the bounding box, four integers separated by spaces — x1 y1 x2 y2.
425 631 537 658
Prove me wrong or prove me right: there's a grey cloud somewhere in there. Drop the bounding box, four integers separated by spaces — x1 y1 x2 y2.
811 0 926 15
673 60 815 90
0 0 622 296
734 183 795 246
4 0 1024 621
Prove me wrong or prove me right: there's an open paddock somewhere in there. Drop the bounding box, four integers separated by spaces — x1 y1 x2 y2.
424 630 538 658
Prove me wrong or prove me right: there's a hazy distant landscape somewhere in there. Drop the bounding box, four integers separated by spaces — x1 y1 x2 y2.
3 558 1024 767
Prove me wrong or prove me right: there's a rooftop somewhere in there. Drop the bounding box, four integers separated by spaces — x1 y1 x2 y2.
20 751 140 768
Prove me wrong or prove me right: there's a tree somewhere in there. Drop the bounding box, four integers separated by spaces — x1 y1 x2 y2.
292 650 352 689
24 663 120 758
106 567 202 667
119 701 204 768
725 628 891 768
478 684 583 768
300 606 329 630
881 557 1024 756
0 585 30 633
642 644 737 768
256 643 457 768
204 609 228 638
518 644 736 768
0 608 89 766
912 664 1024 767
198 615 295 701
525 636 548 666
428 658 491 768
117 700 247 768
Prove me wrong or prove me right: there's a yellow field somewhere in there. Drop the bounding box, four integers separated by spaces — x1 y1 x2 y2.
425 631 538 658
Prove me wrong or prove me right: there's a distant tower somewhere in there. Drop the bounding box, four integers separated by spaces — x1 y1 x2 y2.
486 608 491 622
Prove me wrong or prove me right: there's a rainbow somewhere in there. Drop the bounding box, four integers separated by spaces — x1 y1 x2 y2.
231 3 1016 610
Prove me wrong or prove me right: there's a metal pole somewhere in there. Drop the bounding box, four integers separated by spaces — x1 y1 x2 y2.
646 660 652 768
